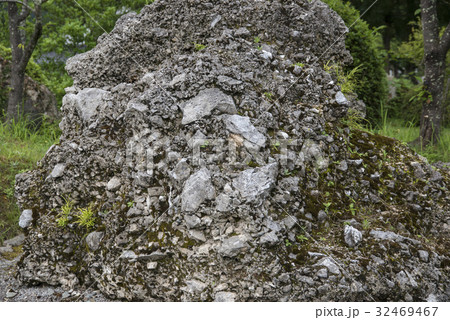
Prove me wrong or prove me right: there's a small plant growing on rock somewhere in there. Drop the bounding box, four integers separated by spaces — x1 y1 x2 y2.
292 62 304 68
285 239 292 247
74 204 96 230
56 198 74 228
297 235 309 243
194 43 206 51
254 36 261 44
362 219 371 230
323 202 332 214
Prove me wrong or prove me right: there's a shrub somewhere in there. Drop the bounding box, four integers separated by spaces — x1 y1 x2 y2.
323 0 388 122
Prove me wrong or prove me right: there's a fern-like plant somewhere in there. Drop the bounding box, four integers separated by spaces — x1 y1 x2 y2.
74 204 96 230
56 198 74 228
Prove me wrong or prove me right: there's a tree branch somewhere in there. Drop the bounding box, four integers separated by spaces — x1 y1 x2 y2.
440 21 450 56
18 0 31 22
20 0 43 67
0 0 33 12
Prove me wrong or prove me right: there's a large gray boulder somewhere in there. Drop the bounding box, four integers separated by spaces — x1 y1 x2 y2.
14 0 450 302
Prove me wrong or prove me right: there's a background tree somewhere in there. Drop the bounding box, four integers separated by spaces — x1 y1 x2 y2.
0 0 48 121
417 0 450 146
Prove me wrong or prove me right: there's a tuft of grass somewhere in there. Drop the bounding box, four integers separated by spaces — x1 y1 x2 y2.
371 118 450 163
0 115 60 243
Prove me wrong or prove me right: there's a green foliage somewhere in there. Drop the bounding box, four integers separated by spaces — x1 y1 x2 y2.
323 0 388 122
324 61 362 95
56 197 74 228
194 43 206 51
389 18 450 126
74 204 96 230
371 118 450 162
0 115 60 241
296 234 309 243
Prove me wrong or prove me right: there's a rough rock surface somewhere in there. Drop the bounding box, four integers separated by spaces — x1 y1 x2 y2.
14 0 449 301
0 57 59 121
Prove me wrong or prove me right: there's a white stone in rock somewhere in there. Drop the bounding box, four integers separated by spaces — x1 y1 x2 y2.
313 257 341 275
335 91 348 105
107 177 121 191
181 88 236 124
181 168 215 212
218 235 248 257
19 209 33 229
223 114 266 147
86 231 104 251
214 291 236 302
232 163 278 203
50 163 66 178
65 88 111 122
344 225 362 247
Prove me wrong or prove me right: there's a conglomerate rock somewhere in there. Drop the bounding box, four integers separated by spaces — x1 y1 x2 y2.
15 0 449 301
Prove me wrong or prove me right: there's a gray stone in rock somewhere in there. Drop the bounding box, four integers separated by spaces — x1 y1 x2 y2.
216 193 231 212
370 230 420 244
344 225 362 247
138 250 167 261
411 162 426 179
418 250 429 262
214 291 236 302
210 15 222 28
234 27 250 37
317 268 328 279
19 209 33 229
337 160 348 171
181 88 236 124
147 262 158 270
261 50 273 60
61 292 71 299
185 214 201 229
218 235 248 257
6 291 18 298
335 91 348 105
3 233 25 247
181 168 215 212
0 246 13 254
67 88 110 122
86 231 104 251
317 210 328 222
189 230 206 242
223 114 266 147
396 270 418 288
217 75 242 87
313 257 341 275
232 163 278 203
298 276 314 286
170 159 191 182
283 216 298 229
185 280 207 294
260 231 279 246
107 176 121 191
50 163 66 178
120 250 138 260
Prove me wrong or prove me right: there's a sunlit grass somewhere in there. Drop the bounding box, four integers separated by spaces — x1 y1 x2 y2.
0 115 60 243
371 118 450 163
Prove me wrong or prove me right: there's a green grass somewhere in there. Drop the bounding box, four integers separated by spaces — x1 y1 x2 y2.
370 118 450 163
0 116 60 243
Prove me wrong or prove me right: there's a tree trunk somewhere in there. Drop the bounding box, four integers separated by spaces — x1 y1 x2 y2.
2 0 45 122
418 0 449 147
7 64 26 121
